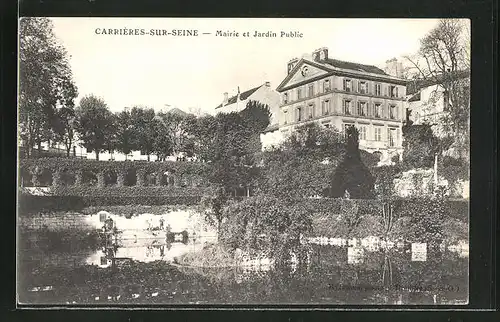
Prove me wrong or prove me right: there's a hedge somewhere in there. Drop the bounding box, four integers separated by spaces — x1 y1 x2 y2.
19 158 211 184
18 193 205 214
392 198 469 222
302 198 383 216
51 186 212 197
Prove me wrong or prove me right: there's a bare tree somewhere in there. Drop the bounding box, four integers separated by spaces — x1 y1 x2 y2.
404 19 470 160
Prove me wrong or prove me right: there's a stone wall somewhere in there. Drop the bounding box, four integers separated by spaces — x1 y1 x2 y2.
19 213 94 231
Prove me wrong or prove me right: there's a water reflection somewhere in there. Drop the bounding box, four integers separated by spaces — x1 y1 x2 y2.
18 212 468 305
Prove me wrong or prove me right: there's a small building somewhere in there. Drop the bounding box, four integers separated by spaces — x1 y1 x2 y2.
215 82 281 151
406 70 470 139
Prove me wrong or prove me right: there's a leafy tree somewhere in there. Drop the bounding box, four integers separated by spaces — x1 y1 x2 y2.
19 17 78 157
151 113 174 161
157 112 194 156
114 109 136 159
74 95 115 161
329 125 375 199
257 123 345 199
187 114 218 162
220 196 313 264
130 107 156 161
52 106 77 157
404 19 470 159
401 121 441 168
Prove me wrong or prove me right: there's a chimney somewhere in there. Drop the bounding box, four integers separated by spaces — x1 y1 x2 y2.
287 57 299 74
384 58 403 78
265 81 271 87
223 92 228 105
312 47 329 62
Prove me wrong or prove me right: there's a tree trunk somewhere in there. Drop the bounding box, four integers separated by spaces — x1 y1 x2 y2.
96 150 100 161
147 154 150 162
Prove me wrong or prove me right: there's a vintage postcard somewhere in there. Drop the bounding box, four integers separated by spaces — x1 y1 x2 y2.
17 17 470 306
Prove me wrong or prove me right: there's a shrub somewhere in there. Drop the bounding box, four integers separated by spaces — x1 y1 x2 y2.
175 244 236 268
393 195 448 244
219 196 313 263
19 158 211 186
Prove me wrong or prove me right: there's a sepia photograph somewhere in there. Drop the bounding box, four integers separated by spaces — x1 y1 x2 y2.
17 17 470 306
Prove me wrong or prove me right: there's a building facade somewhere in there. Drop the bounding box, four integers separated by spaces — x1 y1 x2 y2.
215 81 281 123
270 47 407 162
406 70 470 139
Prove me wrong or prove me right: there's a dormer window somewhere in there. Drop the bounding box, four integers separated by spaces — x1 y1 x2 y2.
343 79 352 92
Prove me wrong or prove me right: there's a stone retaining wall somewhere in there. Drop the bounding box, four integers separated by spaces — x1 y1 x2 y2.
18 213 93 231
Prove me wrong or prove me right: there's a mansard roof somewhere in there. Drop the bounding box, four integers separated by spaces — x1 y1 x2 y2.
322 58 388 75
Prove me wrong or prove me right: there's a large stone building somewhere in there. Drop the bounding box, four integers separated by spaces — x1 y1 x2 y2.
265 47 407 162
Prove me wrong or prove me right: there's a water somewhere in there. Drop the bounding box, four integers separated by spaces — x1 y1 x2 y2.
18 213 468 305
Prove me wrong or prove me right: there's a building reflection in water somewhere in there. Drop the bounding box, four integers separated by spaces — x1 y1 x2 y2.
85 234 217 267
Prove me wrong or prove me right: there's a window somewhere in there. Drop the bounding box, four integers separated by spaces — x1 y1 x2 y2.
343 79 352 92
374 103 381 118
358 81 368 94
322 100 330 115
308 103 314 119
343 100 351 115
343 123 353 137
374 127 382 141
389 105 396 119
283 110 288 124
296 107 302 122
297 88 303 100
323 79 331 92
283 92 288 104
358 126 367 140
357 101 367 116
388 128 396 147
389 85 398 98
375 83 381 96
308 84 314 97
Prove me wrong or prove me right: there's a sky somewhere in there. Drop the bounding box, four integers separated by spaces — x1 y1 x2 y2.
50 18 443 115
